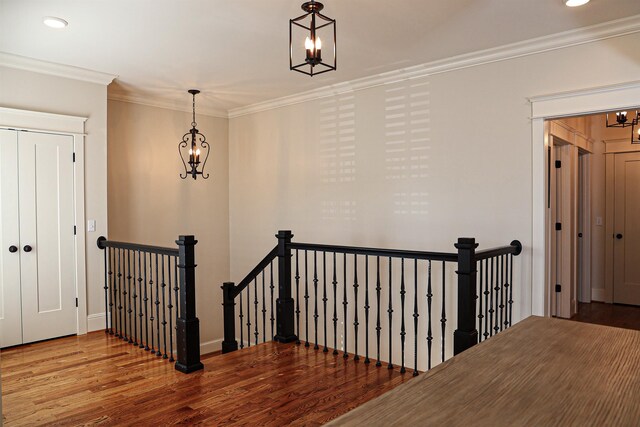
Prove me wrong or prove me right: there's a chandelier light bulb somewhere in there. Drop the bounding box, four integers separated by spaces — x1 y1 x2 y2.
565 0 590 7
305 36 314 50
316 37 322 50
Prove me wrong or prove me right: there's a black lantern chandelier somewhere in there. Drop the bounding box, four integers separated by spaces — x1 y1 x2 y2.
290 0 336 76
179 89 210 180
606 110 640 144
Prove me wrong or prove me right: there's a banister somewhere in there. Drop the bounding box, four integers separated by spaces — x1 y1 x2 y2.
288 242 458 262
475 240 522 260
231 246 278 299
97 236 179 256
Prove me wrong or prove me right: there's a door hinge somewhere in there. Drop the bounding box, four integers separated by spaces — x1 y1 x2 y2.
555 160 562 168
74 225 77 235
75 298 78 307
555 284 562 293
555 222 562 231
73 152 76 162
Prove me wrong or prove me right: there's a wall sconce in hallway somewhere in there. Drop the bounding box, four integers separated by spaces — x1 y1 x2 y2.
290 0 336 77
179 89 210 180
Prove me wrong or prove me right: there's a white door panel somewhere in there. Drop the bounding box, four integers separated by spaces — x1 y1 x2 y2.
0 129 23 347
18 131 76 343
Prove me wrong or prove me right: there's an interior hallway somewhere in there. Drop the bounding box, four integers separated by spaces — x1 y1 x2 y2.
571 302 640 331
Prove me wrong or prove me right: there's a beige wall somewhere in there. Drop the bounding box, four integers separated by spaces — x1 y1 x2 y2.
107 100 229 348
0 66 108 318
228 31 640 325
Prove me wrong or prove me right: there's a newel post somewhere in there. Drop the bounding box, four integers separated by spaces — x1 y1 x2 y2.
274 230 297 343
453 237 479 355
221 282 238 353
175 235 204 373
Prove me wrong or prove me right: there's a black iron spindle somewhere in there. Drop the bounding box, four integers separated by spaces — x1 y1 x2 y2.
161 255 168 358
332 252 338 355
489 257 494 337
400 258 406 373
262 270 266 343
313 251 319 350
484 258 490 340
305 250 310 348
149 253 155 352
353 254 359 361
375 256 382 367
155 253 161 356
343 253 348 359
478 259 484 342
494 256 500 336
364 255 370 364
117 248 123 338
323 251 328 353
239 287 244 349
295 249 301 345
103 247 109 333
441 261 446 363
143 252 150 351
126 249 132 343
254 277 259 346
508 254 514 327
246 279 251 348
426 260 433 370
499 255 505 332
388 257 393 369
270 261 275 340
413 259 418 376
132 250 138 346
108 248 115 335
137 251 144 348
168 256 175 361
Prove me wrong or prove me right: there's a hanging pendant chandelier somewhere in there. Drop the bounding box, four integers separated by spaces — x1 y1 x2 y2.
290 0 336 76
632 123 640 144
179 89 210 180
606 110 640 144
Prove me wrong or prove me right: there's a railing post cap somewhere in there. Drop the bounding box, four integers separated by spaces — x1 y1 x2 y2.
97 236 106 249
222 281 235 288
510 240 523 256
276 230 294 238
454 237 478 249
176 235 198 246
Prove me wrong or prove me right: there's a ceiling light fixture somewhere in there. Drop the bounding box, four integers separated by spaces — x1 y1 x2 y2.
565 0 590 7
632 124 640 144
178 90 210 180
290 0 336 76
606 110 640 144
43 16 68 29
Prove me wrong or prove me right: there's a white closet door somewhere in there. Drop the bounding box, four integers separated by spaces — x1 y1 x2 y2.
18 131 77 343
0 129 23 348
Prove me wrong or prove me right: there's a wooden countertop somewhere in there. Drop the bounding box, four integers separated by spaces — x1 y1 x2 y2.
329 316 640 426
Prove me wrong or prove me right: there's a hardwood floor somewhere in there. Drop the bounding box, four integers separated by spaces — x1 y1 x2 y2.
571 302 640 331
1 332 410 426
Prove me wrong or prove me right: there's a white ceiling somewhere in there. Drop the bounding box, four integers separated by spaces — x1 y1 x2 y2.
2 0 640 113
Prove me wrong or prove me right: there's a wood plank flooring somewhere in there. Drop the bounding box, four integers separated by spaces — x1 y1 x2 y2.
1 332 411 426
571 301 640 331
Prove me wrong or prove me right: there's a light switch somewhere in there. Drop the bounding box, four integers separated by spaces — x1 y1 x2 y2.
595 216 603 226
87 219 96 232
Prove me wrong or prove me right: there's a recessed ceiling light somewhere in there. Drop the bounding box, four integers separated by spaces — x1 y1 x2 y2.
43 16 68 29
565 0 589 7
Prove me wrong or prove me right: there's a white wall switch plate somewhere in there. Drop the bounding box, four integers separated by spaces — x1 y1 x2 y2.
595 216 603 226
87 219 96 232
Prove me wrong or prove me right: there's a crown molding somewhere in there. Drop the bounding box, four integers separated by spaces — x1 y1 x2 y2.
108 91 228 119
229 14 640 119
0 52 117 86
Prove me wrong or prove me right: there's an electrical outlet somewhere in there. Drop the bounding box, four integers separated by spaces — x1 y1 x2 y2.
596 216 603 226
87 219 96 232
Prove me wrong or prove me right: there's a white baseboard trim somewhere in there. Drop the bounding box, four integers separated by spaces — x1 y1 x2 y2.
200 339 223 355
592 288 605 302
87 312 108 332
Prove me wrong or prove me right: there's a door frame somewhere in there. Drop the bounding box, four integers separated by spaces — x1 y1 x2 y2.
530 80 640 316
0 107 89 335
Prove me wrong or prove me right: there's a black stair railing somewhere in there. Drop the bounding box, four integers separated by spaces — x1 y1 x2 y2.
220 230 522 375
98 235 203 374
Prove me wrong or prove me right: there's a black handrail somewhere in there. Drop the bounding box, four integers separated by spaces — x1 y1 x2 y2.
231 246 278 299
289 242 458 262
97 237 179 257
475 240 522 261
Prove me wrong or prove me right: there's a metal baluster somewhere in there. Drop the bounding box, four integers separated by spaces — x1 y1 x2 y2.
116 248 122 338
400 258 406 374
270 261 275 340
375 256 382 367
143 252 150 351
174 258 179 335
332 252 338 355
305 250 310 348
155 253 161 356
254 277 259 346
364 255 370 364
343 253 348 359
499 255 505 332
426 260 433 370
323 251 328 353
262 270 266 343
126 249 132 343
313 251 319 350
489 257 494 337
103 247 109 333
295 249 301 345
132 250 138 346
161 255 168 358
484 258 490 340
168 256 175 361
353 254 359 361
508 254 514 327
388 257 393 369
138 252 144 349
239 288 244 350
413 259 419 376
478 259 484 342
494 256 500 336
247 279 251 348
441 261 446 363
109 248 115 335
504 254 510 330
149 254 155 352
